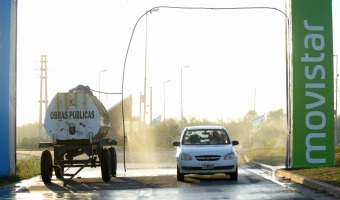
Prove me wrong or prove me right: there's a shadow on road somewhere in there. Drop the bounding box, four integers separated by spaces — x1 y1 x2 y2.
32 173 242 192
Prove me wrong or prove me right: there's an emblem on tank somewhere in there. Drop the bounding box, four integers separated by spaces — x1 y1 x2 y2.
67 96 76 106
69 123 76 135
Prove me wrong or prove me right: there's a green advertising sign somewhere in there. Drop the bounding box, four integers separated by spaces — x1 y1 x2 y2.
291 0 334 168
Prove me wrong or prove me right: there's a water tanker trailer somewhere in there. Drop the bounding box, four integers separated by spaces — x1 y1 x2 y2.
39 86 117 186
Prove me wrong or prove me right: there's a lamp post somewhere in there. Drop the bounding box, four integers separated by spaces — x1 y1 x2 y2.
99 69 107 101
181 66 189 130
163 80 171 121
143 12 148 124
143 8 159 124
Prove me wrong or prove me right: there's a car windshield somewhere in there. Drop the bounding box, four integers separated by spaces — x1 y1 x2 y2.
182 129 230 145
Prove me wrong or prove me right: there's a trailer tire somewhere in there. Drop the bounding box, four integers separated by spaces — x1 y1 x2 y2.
41 150 53 183
109 147 117 176
54 167 62 179
101 148 112 182
54 156 64 179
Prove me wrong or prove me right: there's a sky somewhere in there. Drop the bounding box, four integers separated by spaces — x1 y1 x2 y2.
16 0 340 126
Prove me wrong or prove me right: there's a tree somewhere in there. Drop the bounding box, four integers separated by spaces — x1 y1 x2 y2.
255 109 287 147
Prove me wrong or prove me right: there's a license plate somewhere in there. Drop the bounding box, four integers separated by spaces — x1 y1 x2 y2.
202 164 214 169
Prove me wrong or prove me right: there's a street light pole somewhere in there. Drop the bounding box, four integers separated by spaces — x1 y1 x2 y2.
143 8 159 124
181 66 189 130
99 69 107 101
143 12 148 124
163 80 170 121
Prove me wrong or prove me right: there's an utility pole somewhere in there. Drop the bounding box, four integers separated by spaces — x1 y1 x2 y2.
39 55 48 140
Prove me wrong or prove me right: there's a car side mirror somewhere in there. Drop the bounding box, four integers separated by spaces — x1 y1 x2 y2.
232 140 239 146
173 141 180 146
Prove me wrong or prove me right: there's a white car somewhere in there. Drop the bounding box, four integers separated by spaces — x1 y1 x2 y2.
173 126 239 181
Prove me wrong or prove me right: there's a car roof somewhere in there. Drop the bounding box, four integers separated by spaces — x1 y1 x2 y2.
185 126 225 131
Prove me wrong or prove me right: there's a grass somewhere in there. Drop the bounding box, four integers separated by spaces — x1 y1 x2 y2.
0 159 40 187
243 146 287 166
288 167 340 187
16 159 41 179
244 145 340 187
287 146 340 187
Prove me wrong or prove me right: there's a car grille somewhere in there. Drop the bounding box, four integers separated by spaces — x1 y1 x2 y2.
195 155 221 161
182 166 235 170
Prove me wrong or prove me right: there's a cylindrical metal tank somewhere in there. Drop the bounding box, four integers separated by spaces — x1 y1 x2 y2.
44 89 111 142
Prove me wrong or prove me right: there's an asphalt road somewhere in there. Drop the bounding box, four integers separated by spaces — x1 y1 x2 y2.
1 161 338 200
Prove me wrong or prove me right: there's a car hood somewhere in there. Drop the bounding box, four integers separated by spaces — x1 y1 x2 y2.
180 144 235 156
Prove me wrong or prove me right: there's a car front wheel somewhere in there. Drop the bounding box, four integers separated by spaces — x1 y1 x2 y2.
177 166 184 181
229 166 238 180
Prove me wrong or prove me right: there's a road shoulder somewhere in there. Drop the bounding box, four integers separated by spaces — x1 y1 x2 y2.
253 161 340 198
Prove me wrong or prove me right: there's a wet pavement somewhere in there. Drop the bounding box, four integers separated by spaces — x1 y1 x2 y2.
0 163 338 200
7 151 339 199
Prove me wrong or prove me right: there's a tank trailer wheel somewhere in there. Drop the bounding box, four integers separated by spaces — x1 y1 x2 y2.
41 150 53 183
109 147 117 176
54 156 64 179
100 148 112 182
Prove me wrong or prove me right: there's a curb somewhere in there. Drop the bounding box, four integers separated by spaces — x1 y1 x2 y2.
253 161 340 198
275 169 340 198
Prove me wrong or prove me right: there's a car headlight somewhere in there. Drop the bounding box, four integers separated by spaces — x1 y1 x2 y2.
223 152 235 160
180 153 192 161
